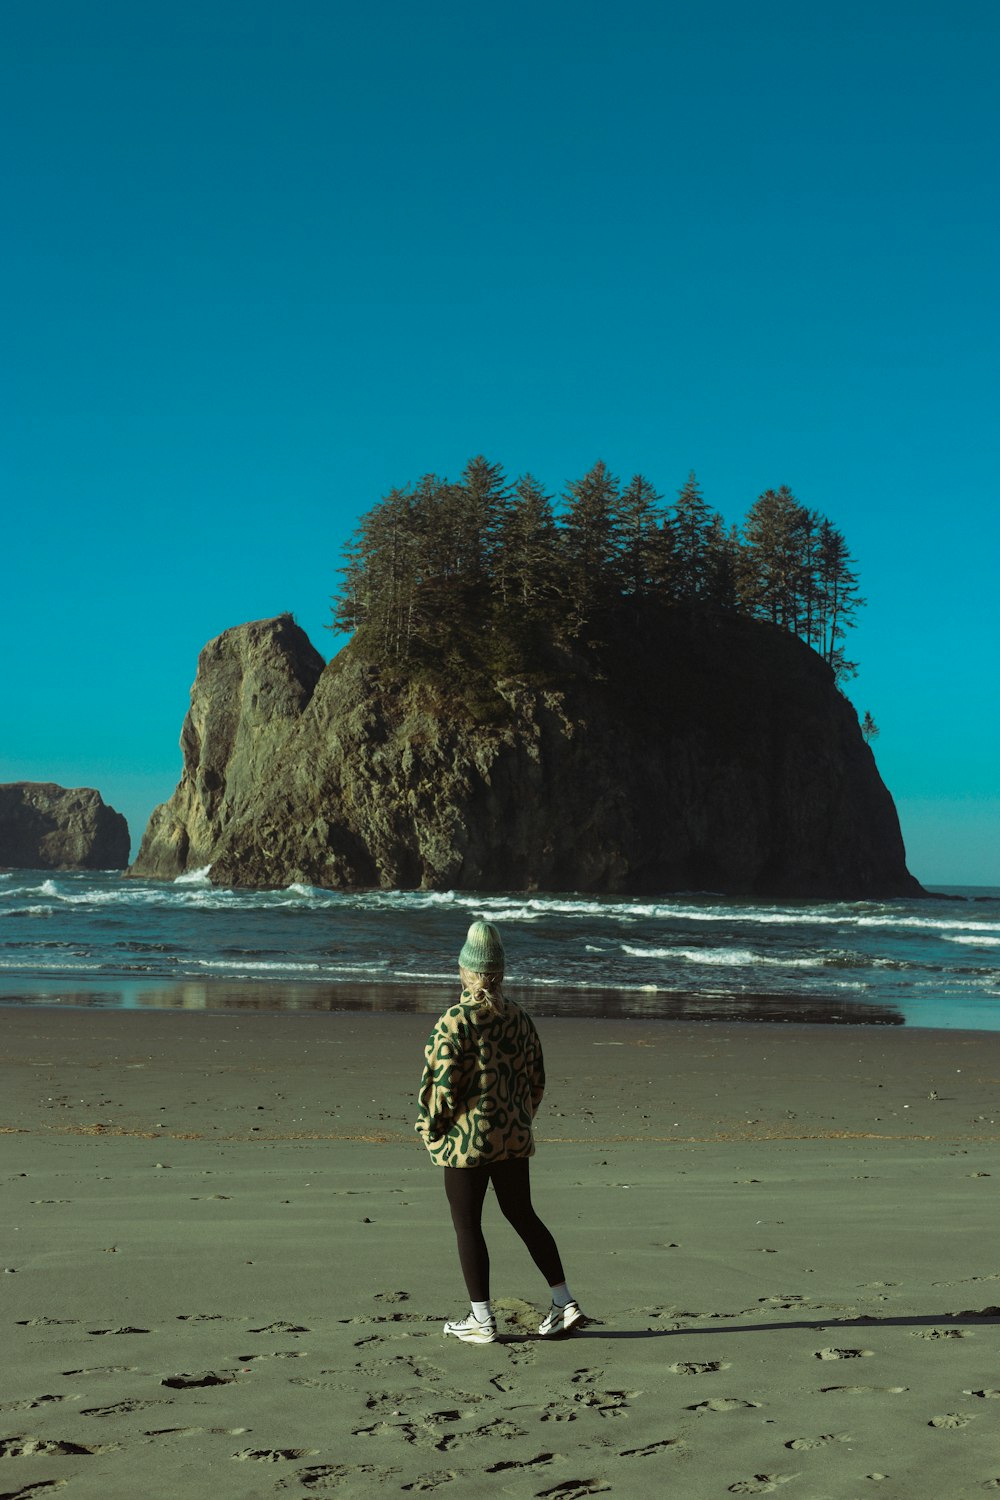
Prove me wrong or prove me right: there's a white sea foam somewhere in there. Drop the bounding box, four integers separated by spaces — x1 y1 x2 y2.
855 914 1000 934
621 942 831 969
942 934 1000 948
174 865 213 886
194 959 324 973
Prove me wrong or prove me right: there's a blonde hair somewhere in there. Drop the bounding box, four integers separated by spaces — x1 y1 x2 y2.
460 965 505 1022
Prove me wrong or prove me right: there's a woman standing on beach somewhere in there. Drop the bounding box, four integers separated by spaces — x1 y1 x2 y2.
416 920 584 1344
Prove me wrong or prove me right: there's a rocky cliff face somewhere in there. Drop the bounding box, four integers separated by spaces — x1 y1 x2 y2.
131 612 922 899
0 783 130 870
132 614 325 878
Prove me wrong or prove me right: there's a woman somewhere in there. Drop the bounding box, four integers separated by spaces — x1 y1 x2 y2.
416 919 584 1344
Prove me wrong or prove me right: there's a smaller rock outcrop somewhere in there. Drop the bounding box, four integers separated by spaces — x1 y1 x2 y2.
0 783 130 870
132 614 325 878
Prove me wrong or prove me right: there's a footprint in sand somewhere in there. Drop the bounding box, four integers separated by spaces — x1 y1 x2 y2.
161 1372 238 1389
282 1467 400 1493
399 1474 459 1493
435 1418 527 1453
928 1413 975 1429
484 1452 558 1473
785 1432 851 1450
571 1387 638 1418
534 1483 612 1499
728 1477 798 1495
247 1320 309 1333
362 1356 445 1381
86 1326 150 1336
541 1405 578 1422
914 1328 972 1340
0 1395 79 1412
965 1389 1000 1399
688 1398 761 1412
815 1347 873 1360
0 1481 70 1499
233 1447 320 1461
820 1385 907 1395
233 1350 307 1361
0 1438 121 1457
81 1399 160 1417
618 1438 684 1457
15 1318 78 1327
144 1426 249 1437
374 1291 411 1304
62 1365 138 1377
668 1360 732 1374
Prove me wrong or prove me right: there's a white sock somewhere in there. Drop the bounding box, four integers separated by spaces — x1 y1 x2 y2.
471 1299 492 1322
549 1282 574 1308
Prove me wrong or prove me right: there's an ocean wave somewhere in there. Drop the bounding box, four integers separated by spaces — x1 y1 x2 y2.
194 958 325 973
175 866 213 886
0 957 104 971
942 934 1000 948
620 942 856 970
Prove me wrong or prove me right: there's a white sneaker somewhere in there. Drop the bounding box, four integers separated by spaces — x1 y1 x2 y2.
538 1300 585 1338
443 1313 497 1344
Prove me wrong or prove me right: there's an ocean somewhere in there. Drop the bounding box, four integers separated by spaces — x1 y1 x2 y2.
2 869 999 1030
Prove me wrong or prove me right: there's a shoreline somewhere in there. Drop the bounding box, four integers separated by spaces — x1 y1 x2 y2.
0 974 918 1028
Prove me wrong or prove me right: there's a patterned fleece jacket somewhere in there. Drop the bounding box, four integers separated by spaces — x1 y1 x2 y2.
415 992 545 1167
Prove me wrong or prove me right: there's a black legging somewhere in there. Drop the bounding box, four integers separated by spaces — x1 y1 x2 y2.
444 1156 565 1302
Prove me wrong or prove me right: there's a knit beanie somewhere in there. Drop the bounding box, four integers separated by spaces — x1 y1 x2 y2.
459 920 505 973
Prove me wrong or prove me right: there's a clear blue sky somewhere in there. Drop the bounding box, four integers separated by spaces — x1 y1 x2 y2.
4 0 998 885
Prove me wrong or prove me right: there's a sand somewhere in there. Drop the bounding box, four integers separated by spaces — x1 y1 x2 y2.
2 1003 1000 1500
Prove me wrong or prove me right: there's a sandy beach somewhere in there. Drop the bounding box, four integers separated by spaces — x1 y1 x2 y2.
3 1002 1000 1499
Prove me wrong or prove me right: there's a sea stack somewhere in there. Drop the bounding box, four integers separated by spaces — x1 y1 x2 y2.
131 612 922 899
0 782 130 870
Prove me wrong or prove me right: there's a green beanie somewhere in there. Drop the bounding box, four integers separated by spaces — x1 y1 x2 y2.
459 920 505 973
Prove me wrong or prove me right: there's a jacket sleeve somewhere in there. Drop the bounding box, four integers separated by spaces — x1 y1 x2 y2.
528 1018 546 1115
415 1014 466 1145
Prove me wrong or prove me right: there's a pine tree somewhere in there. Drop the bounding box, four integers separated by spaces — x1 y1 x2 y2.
742 486 810 629
616 474 665 599
704 516 743 610
333 486 421 662
816 518 864 679
559 460 622 637
667 472 716 600
496 473 560 612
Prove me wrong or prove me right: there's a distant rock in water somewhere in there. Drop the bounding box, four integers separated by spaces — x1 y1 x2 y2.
132 612 922 899
0 783 130 870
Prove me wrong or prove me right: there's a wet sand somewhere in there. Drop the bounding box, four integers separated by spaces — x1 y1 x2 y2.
3 1004 1000 1499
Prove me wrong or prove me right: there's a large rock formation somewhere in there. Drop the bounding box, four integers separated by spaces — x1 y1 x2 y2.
0 783 130 870
131 612 922 899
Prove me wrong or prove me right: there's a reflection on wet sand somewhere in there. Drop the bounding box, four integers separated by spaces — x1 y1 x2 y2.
0 977 904 1025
